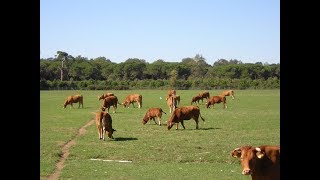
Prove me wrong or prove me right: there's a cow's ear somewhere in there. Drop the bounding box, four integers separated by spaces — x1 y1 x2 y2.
255 147 265 158
231 148 242 158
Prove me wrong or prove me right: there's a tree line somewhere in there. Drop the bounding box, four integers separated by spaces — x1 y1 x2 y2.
40 51 280 90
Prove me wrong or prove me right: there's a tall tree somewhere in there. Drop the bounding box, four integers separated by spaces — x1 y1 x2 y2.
56 51 68 81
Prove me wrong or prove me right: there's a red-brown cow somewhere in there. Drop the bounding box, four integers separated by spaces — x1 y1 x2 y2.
122 94 142 108
191 95 202 105
142 107 167 126
166 95 177 113
95 111 116 140
231 145 280 180
63 94 83 108
98 92 114 100
220 90 235 100
205 95 227 109
167 106 205 130
198 91 210 103
101 96 120 113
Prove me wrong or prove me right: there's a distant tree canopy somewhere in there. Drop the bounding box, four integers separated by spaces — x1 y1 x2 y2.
40 52 280 90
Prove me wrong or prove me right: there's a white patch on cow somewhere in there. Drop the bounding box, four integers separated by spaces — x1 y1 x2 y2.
255 147 261 152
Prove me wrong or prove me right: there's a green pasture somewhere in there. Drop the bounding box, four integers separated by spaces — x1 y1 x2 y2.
40 90 280 179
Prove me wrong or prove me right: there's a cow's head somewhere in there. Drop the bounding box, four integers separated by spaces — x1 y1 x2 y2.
98 95 104 100
63 102 67 108
101 106 106 111
122 101 128 108
205 102 210 108
231 146 266 175
142 118 148 125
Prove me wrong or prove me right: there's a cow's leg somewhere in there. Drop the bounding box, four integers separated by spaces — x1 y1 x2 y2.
158 117 161 126
195 119 199 129
97 125 102 139
102 129 105 141
175 123 179 130
181 121 186 129
70 103 74 108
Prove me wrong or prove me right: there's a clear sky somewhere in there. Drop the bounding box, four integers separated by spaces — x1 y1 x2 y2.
40 0 279 65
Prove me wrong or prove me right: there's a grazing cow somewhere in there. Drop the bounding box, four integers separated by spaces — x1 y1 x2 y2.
205 95 227 109
199 91 210 102
231 145 280 180
63 94 83 108
98 92 114 100
191 95 202 105
122 94 142 108
167 106 205 130
95 111 116 140
220 90 235 100
142 107 167 126
166 95 177 113
101 96 120 113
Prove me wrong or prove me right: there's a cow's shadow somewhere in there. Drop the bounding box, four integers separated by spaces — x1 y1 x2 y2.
179 127 222 131
114 137 138 141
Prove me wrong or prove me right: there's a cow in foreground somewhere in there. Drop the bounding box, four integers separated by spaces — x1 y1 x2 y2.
220 90 235 100
98 92 114 100
101 96 120 113
94 111 116 141
231 145 280 180
63 94 83 108
142 107 167 126
167 106 205 130
205 95 227 109
122 94 142 108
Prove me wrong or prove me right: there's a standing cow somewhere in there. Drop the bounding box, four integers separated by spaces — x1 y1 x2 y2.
167 106 205 130
142 107 167 126
231 145 280 180
166 95 177 113
98 92 114 100
94 111 116 141
63 94 83 108
101 96 120 113
198 91 210 103
205 95 227 109
122 94 142 108
220 90 235 100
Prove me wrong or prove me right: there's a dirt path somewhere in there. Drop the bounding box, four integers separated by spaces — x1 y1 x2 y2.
46 119 95 180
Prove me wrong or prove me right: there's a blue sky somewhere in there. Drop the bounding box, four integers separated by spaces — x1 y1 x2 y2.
40 0 279 64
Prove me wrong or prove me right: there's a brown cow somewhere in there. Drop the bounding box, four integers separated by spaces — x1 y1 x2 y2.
142 107 167 126
231 145 280 180
205 95 227 109
167 106 205 130
98 92 114 100
175 95 180 105
220 90 235 100
191 95 202 105
122 94 142 108
166 95 177 113
95 111 116 140
199 91 210 102
101 96 120 113
63 94 83 108
167 89 176 97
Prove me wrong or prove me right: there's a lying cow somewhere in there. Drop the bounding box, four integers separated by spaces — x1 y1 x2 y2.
122 94 142 108
167 106 205 130
101 96 120 113
98 92 114 100
220 90 235 100
231 145 280 180
191 95 202 105
63 94 83 108
205 95 227 109
94 111 116 140
142 107 167 126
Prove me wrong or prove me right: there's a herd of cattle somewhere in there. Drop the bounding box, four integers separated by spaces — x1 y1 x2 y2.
62 89 280 180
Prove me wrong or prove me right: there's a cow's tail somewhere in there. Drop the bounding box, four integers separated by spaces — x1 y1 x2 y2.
199 112 205 123
161 108 167 114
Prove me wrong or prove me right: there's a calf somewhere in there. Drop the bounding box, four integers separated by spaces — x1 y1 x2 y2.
63 94 83 108
167 106 205 130
166 95 177 113
98 92 114 100
191 95 202 105
142 107 167 126
95 111 116 141
101 96 120 113
205 95 227 109
231 145 280 180
122 94 142 108
220 90 235 100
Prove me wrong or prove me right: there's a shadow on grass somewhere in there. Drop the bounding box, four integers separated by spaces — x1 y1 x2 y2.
114 137 138 141
173 127 222 131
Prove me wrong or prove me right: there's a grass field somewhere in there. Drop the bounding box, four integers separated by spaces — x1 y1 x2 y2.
40 89 280 179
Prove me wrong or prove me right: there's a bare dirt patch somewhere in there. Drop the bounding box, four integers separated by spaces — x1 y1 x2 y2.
45 119 95 180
